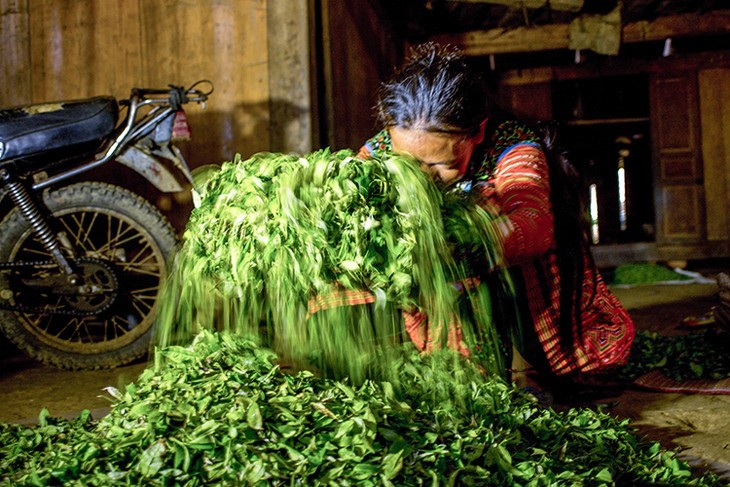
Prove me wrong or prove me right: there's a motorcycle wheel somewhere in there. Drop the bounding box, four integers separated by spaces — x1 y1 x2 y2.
0 182 178 369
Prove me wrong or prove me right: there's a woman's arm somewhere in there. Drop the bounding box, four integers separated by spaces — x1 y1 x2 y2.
486 143 554 264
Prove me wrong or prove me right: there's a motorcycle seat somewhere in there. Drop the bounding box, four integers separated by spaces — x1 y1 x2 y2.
0 96 118 161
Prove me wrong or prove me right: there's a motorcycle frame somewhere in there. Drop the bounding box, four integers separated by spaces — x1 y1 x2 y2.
0 82 211 276
29 88 206 193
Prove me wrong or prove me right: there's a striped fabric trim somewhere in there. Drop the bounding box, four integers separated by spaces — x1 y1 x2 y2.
494 141 541 165
491 143 554 264
307 288 375 315
522 251 635 375
403 310 470 356
308 279 481 358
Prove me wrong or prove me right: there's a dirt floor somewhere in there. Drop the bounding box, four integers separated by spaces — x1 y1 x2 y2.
0 272 729 482
576 282 730 482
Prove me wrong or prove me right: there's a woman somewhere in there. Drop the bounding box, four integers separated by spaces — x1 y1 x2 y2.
359 42 635 389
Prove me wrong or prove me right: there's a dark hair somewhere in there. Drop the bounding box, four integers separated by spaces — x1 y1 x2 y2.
539 124 593 349
375 42 490 136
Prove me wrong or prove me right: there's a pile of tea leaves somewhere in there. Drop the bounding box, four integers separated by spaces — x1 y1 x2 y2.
620 329 730 381
0 330 722 486
154 149 514 383
608 263 693 286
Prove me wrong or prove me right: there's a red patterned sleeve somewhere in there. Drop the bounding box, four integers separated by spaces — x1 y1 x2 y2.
490 143 554 264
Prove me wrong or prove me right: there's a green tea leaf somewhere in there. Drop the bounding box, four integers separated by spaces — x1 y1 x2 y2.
138 440 166 477
247 402 263 430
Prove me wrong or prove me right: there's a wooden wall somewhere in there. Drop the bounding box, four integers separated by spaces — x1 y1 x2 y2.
699 68 730 244
495 52 730 264
0 0 406 229
319 0 403 151
0 0 273 167
1 0 405 162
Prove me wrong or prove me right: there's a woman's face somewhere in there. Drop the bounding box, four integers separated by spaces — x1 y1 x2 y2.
389 124 485 185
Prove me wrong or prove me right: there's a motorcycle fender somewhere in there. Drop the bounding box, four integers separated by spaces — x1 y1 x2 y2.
116 146 184 193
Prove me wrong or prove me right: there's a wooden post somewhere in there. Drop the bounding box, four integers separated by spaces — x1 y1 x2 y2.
0 0 31 106
267 0 314 154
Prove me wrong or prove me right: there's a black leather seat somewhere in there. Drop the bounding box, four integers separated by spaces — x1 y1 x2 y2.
0 97 118 161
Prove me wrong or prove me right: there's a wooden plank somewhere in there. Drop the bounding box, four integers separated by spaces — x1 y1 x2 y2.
657 241 730 260
27 0 49 101
623 10 730 43
432 23 570 56
14 0 272 171
699 69 730 241
323 0 402 150
0 0 31 106
432 10 730 56
307 0 322 150
267 0 312 154
140 0 270 162
94 0 143 98
450 0 547 7
496 51 730 87
27 0 141 101
445 0 583 11
498 66 553 85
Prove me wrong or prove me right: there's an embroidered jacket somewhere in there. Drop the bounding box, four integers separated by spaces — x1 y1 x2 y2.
346 122 635 375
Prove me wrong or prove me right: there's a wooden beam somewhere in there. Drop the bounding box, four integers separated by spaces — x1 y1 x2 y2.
497 50 730 86
444 0 583 13
432 23 570 55
623 10 730 43
431 10 730 56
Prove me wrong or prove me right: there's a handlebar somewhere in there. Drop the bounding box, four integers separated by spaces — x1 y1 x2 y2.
119 80 214 107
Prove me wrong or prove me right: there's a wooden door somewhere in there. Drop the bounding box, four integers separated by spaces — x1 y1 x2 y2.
650 72 705 246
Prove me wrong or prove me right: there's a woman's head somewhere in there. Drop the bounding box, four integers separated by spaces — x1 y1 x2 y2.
375 43 490 184
376 42 488 135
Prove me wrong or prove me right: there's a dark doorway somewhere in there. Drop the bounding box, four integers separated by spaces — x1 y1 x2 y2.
553 75 654 244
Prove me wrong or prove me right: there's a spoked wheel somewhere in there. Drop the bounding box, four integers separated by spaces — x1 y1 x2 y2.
0 182 178 369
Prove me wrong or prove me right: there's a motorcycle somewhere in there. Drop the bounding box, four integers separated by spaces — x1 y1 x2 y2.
0 80 213 369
